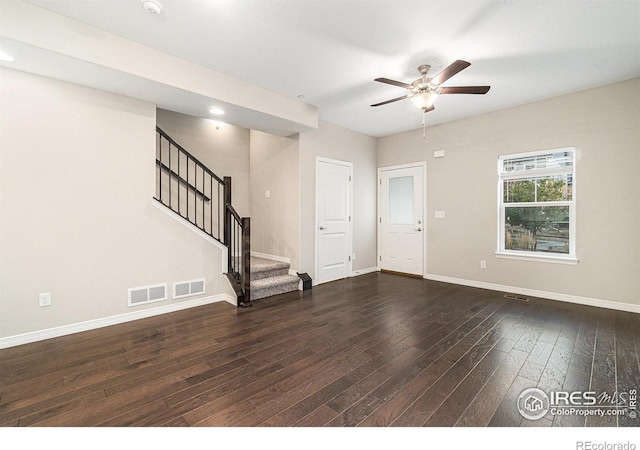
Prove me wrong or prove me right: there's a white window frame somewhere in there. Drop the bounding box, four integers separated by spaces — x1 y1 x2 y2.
496 147 578 264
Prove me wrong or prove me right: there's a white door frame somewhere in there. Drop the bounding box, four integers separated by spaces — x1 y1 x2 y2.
315 156 353 284
377 162 427 277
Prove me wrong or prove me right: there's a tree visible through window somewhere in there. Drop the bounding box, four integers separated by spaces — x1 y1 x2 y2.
498 148 575 259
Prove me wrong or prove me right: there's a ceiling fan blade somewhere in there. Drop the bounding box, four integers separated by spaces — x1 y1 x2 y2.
370 94 411 107
430 60 471 85
438 86 491 95
374 77 412 89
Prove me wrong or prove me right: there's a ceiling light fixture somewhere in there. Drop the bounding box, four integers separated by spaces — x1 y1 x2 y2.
410 91 437 140
0 51 15 62
210 120 225 130
410 91 437 110
141 0 163 15
209 107 225 116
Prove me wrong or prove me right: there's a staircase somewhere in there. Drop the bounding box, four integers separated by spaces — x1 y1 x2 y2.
155 126 251 306
251 257 300 300
155 126 301 306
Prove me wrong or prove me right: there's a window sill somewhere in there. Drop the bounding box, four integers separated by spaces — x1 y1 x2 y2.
495 252 579 265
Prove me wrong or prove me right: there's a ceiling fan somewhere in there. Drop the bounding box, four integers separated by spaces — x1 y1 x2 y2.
371 60 490 113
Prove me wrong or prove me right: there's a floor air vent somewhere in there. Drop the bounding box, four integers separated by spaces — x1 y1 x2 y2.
128 283 168 307
504 294 529 302
174 278 205 299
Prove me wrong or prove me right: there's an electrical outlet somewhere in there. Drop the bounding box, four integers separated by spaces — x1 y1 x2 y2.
480 261 487 269
352 253 356 261
39 292 51 307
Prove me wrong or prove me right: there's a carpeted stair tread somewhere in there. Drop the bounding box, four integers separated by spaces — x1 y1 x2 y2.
252 273 299 289
250 257 291 280
251 273 300 300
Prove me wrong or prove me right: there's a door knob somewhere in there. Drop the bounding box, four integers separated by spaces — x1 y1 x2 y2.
319 226 326 230
415 227 422 232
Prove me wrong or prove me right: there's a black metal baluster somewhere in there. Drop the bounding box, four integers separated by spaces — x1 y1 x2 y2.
236 221 238 279
210 175 213 237
195 165 199 228
202 167 205 232
192 161 195 226
236 221 239 276
186 155 189 221
177 148 181 216
158 134 162 204
168 143 172 209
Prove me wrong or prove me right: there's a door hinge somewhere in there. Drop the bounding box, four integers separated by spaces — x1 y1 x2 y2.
379 256 382 261
379 179 382 185
349 215 351 221
349 175 352 182
379 217 382 223
349 256 351 261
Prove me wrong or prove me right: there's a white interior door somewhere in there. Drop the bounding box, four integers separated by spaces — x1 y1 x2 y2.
378 164 425 276
317 158 352 284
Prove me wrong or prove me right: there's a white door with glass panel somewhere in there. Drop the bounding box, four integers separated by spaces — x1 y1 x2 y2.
317 158 352 284
378 164 425 276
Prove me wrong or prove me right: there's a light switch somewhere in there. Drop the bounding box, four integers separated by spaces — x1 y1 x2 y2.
435 210 445 219
265 190 270 198
434 150 445 158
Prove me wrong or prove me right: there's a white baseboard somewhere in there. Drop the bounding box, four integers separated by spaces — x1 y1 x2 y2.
0 294 235 349
424 273 640 314
351 267 379 277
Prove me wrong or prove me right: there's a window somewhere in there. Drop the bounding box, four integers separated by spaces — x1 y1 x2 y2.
497 147 577 263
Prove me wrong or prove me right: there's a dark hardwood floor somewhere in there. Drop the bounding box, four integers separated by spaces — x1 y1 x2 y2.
1 272 638 427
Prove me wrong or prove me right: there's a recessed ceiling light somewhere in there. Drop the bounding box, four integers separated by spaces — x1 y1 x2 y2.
0 51 15 62
141 0 163 15
209 107 225 116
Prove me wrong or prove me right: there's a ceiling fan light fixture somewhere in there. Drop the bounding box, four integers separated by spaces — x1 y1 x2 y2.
0 52 15 62
141 0 163 15
411 92 437 110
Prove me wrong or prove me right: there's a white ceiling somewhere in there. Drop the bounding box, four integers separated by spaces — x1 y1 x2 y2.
9 0 640 137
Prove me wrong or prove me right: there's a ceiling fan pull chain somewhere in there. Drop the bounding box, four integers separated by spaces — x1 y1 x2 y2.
422 110 426 139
